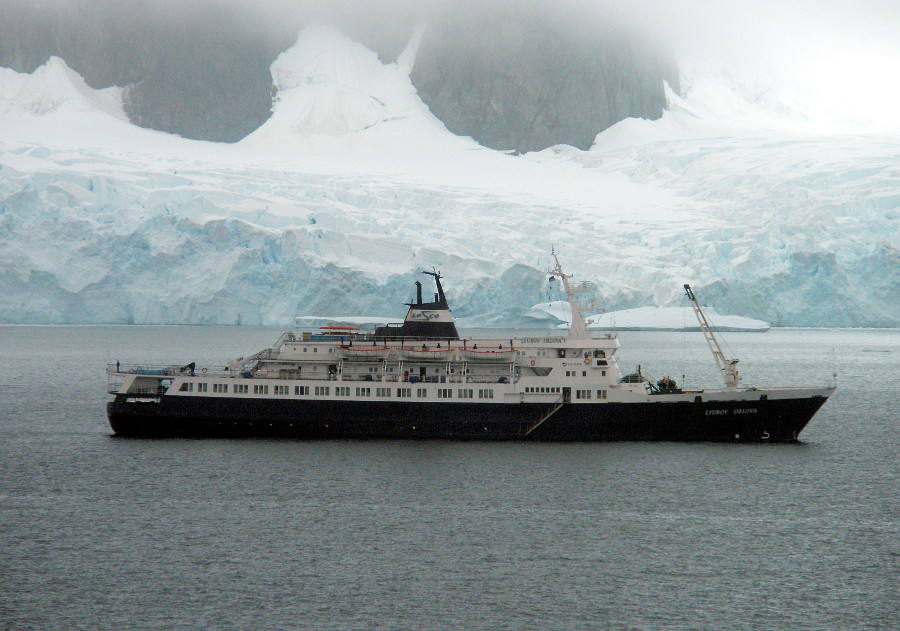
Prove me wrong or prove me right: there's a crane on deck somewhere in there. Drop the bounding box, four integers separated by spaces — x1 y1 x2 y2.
684 284 742 389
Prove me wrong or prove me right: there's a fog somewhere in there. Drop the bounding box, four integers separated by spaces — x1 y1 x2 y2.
18 0 900 131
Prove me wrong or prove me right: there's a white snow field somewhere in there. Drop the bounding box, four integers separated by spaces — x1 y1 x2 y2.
0 26 897 326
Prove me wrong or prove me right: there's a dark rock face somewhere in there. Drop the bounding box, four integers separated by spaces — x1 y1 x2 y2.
0 0 291 142
0 0 677 150
411 8 678 152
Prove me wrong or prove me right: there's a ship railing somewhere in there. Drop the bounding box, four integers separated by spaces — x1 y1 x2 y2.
107 363 191 376
107 363 244 379
332 374 512 384
337 375 385 382
129 386 166 396
463 375 509 383
107 365 516 384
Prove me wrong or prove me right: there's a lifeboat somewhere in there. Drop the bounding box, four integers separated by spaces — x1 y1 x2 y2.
458 348 517 362
395 346 456 361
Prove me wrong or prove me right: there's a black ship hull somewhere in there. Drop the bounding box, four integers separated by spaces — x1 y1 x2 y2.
107 394 829 442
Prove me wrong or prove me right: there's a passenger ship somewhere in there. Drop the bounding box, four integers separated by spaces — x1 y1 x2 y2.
106 255 834 441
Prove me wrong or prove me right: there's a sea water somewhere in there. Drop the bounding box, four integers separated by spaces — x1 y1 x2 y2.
1 326 897 631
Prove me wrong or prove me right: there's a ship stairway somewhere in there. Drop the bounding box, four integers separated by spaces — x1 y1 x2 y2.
525 396 566 437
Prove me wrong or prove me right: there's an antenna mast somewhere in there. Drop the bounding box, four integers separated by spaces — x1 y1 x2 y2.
683 284 741 389
552 249 590 339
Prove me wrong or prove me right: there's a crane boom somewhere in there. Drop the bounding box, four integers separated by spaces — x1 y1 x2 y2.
684 284 741 389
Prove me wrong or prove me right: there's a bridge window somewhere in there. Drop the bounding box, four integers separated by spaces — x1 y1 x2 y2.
179 382 193 392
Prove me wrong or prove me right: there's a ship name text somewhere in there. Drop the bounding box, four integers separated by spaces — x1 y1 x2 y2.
706 408 758 416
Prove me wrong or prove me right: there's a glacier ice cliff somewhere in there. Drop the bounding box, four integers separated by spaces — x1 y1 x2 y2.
0 31 897 328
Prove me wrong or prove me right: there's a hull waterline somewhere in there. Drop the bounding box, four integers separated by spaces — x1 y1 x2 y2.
108 393 829 442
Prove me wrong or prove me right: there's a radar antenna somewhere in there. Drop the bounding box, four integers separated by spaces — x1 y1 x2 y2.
684 284 741 389
422 268 447 306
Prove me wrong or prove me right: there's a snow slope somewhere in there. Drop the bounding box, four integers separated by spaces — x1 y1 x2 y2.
0 27 897 326
0 56 125 122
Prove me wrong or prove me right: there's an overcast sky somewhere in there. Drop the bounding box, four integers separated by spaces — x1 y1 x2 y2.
641 0 900 131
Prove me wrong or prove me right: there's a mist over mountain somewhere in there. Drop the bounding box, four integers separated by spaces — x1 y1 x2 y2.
0 0 677 151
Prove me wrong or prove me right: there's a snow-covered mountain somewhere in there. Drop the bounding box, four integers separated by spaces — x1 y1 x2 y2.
0 27 897 326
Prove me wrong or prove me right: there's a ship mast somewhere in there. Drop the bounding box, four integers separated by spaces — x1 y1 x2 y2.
552 249 590 339
684 284 741 389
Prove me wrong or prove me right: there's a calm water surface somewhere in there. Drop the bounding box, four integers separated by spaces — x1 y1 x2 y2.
1 326 897 630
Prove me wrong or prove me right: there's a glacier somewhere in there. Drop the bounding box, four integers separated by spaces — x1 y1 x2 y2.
525 301 769 332
0 26 897 327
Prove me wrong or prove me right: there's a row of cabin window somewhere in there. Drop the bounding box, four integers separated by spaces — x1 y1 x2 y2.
563 370 606 377
525 387 562 393
437 389 492 399
177 382 495 399
180 382 246 393
180 382 210 392
575 390 608 400
437 388 480 399
354 366 503 376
